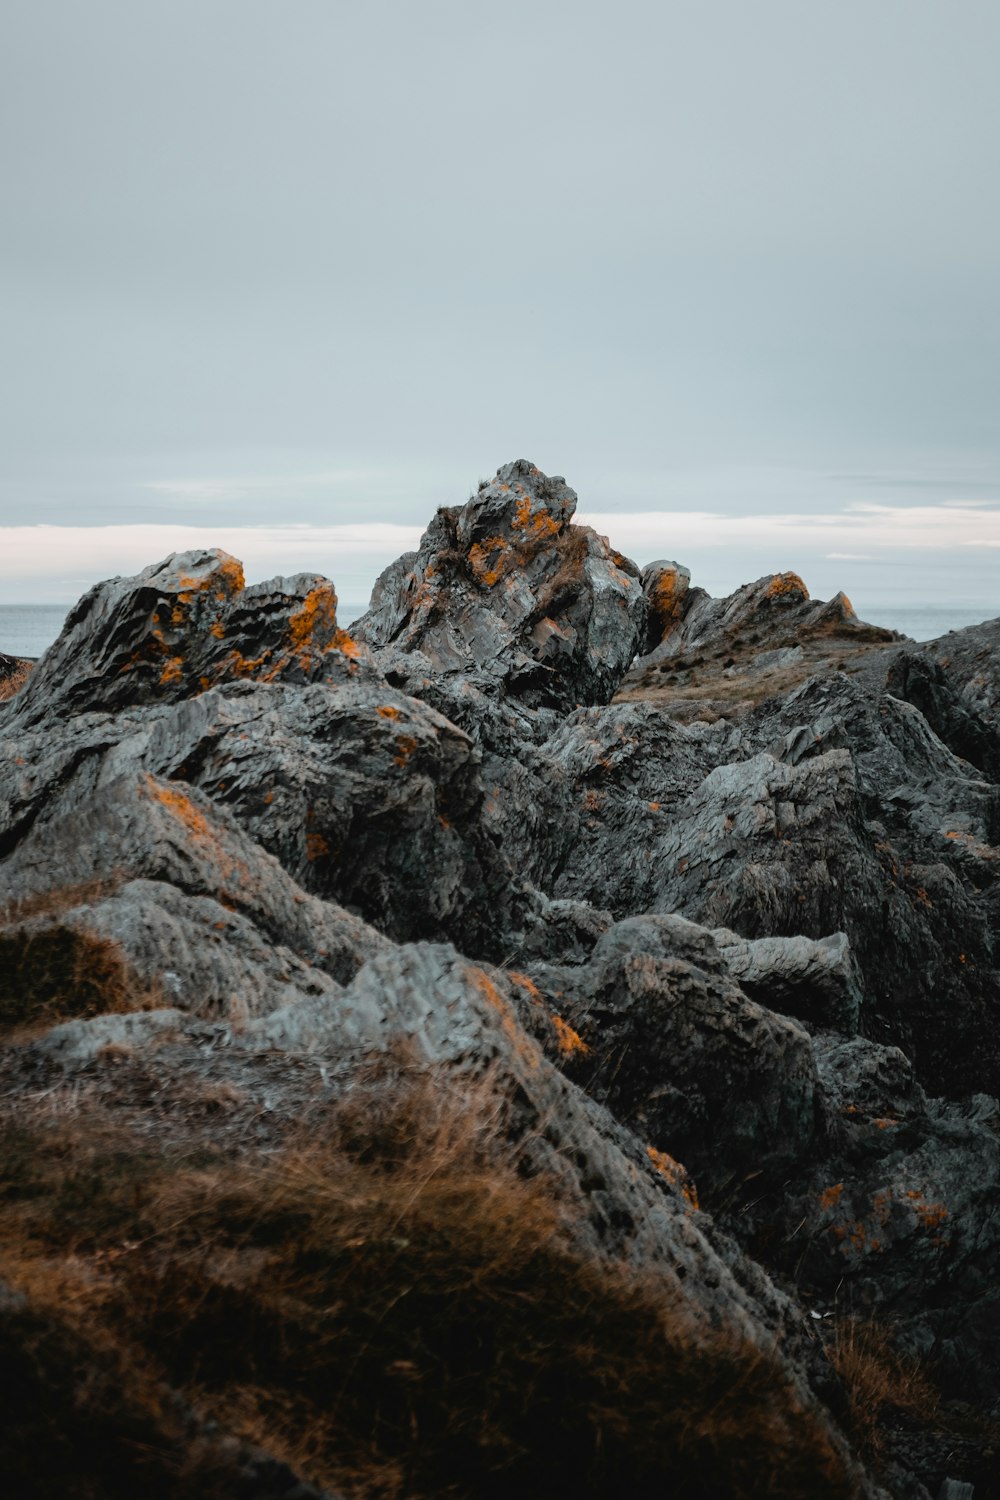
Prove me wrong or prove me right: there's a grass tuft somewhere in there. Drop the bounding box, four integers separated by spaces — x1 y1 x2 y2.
0 1071 861 1499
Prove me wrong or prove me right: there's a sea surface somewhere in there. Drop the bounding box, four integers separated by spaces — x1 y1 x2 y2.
0 601 994 661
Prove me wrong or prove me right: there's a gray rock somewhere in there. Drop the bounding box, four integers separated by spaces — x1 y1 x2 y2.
354 459 646 713
524 913 821 1197
8 549 370 729
712 928 864 1034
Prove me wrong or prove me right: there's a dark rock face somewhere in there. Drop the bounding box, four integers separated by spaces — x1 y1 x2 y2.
2 460 1000 1495
354 459 646 713
524 913 821 1196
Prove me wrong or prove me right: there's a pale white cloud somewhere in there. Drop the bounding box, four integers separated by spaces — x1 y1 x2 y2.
0 522 423 603
577 503 1000 555
1 502 998 607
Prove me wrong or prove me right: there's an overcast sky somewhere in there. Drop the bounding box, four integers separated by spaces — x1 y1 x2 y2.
2 0 998 611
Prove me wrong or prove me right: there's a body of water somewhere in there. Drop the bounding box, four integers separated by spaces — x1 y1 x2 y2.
0 600 994 661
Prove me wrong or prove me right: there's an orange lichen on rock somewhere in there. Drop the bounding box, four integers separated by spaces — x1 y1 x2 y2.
648 569 687 623
507 972 542 1004
551 1014 590 1058
376 705 401 720
227 649 274 679
305 831 330 861
468 537 509 588
158 656 185 686
209 621 226 640
905 1191 949 1231
393 734 419 768
511 495 560 540
174 556 245 599
819 1182 845 1211
765 572 809 601
147 778 213 843
288 584 339 661
646 1146 699 1210
470 967 540 1071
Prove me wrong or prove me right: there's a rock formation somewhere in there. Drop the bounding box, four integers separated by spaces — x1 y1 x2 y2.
1 459 998 1498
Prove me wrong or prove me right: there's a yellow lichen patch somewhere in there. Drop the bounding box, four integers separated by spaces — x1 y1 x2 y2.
469 968 540 1071
159 656 185 686
765 572 809 600
393 734 419 768
646 1146 699 1210
305 831 330 861
468 536 510 588
209 621 226 640
551 1014 590 1058
819 1182 844 1211
376 705 401 720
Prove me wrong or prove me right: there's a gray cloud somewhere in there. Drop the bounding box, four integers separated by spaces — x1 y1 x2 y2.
1 0 998 605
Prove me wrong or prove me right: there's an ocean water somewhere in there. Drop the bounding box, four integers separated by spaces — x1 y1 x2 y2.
0 600 993 661
858 606 997 641
0 605 69 659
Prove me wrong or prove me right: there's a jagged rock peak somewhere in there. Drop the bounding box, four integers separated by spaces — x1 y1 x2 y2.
8 548 367 726
354 459 647 712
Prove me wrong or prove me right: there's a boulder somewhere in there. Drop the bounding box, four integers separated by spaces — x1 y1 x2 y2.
522 913 821 1197
9 549 367 727
354 460 646 712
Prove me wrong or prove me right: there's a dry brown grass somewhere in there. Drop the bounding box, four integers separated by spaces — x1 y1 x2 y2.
0 876 124 927
826 1317 938 1458
0 1073 862 1500
0 876 162 1033
0 657 32 701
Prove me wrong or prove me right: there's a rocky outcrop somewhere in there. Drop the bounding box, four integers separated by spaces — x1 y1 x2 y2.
523 913 821 1196
11 549 367 728
354 459 646 713
2 459 1000 1495
620 570 901 722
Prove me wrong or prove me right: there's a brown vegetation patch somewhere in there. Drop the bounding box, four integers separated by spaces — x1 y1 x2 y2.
0 921 159 1032
0 1075 859 1500
0 657 32 701
826 1317 938 1460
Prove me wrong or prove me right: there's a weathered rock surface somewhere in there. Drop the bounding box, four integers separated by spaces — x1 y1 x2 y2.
522 913 821 1196
2 460 1000 1495
11 549 368 729
354 459 646 713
